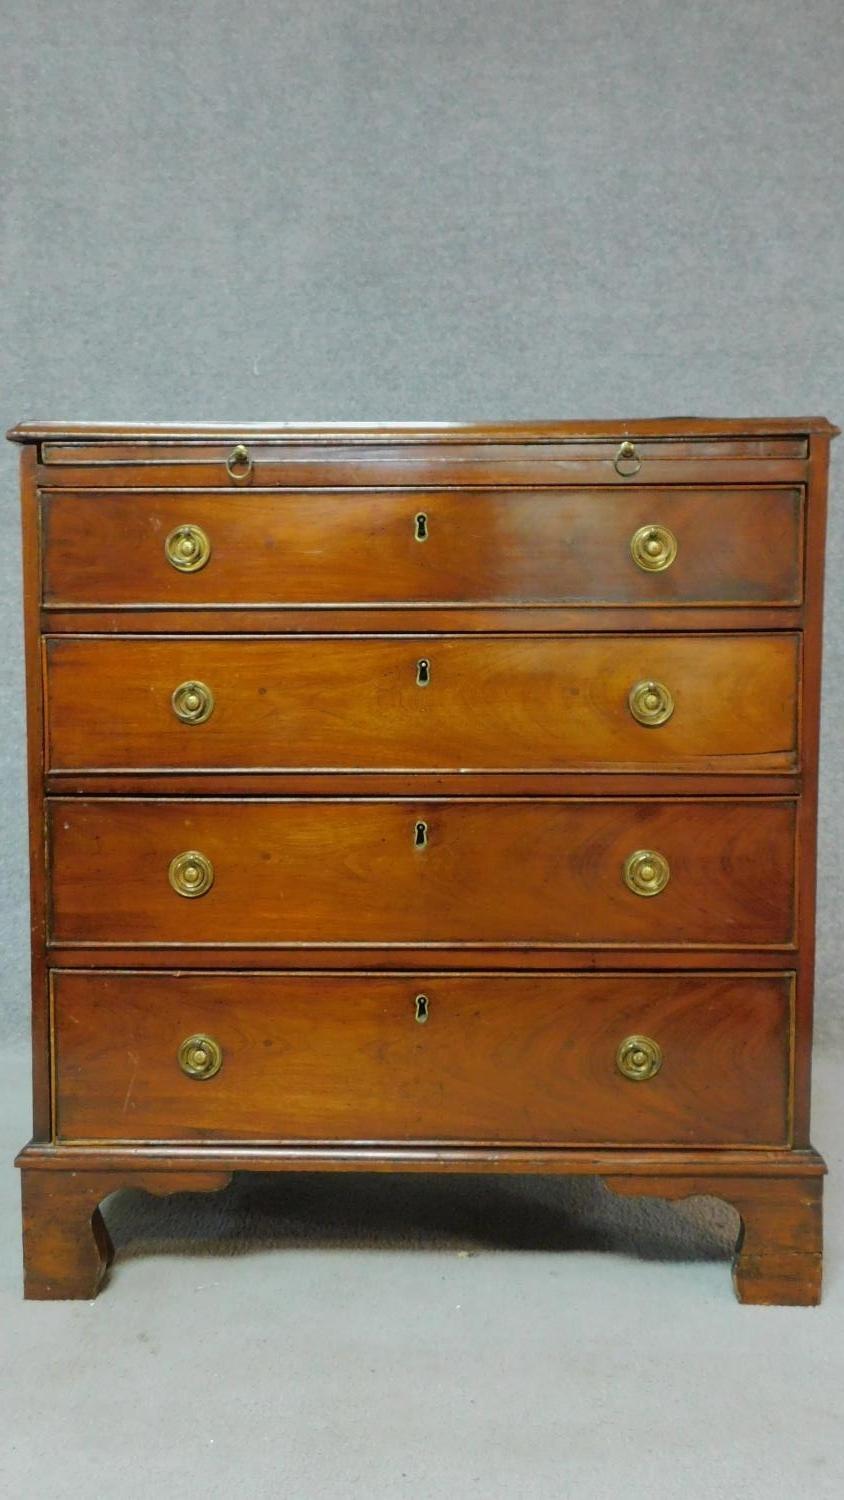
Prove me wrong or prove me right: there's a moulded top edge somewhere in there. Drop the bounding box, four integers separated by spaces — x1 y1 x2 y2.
6 416 841 444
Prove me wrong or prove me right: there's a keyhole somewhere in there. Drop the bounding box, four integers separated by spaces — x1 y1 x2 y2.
415 994 429 1024
416 658 430 687
414 820 428 848
415 512 428 541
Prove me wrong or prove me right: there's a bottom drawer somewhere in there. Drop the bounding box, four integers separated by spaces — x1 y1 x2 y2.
52 971 793 1147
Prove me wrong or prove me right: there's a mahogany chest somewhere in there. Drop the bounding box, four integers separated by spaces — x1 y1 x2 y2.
9 417 837 1302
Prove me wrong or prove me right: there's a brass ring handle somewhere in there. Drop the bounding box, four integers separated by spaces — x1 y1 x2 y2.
168 850 214 898
617 1034 662 1082
171 680 215 725
630 523 677 572
623 848 670 897
165 524 211 573
225 444 254 484
178 1034 223 1080
628 679 674 727
614 440 642 477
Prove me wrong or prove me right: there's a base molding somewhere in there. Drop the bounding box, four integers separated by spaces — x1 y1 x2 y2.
16 1143 825 1304
16 1141 827 1177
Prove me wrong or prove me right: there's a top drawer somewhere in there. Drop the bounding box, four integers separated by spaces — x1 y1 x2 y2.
41 486 803 609
37 436 808 489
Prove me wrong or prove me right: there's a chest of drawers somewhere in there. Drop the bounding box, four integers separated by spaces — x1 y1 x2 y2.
10 417 836 1303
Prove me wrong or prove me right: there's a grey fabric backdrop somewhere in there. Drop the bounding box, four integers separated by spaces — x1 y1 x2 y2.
0 0 841 1048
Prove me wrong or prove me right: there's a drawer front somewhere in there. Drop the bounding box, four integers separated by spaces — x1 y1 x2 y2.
46 634 799 773
49 798 796 948
41 487 802 608
52 970 792 1146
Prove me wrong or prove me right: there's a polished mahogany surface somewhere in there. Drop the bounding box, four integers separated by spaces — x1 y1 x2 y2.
45 634 799 773
9 417 836 1303
48 797 796 949
53 971 792 1148
41 486 803 608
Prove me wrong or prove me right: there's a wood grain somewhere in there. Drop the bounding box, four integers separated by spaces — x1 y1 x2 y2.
48 797 797 949
52 970 792 1147
41 487 803 607
40 605 806 638
45 947 798 973
19 446 51 1139
20 1167 232 1299
605 1173 822 1305
791 430 832 1144
34 436 812 459
32 455 810 490
10 415 835 1304
45 633 799 773
20 1141 825 1180
17 1154 821 1303
10 414 834 440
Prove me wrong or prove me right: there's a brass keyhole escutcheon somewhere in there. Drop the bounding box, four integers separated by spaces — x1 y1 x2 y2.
171 680 215 725
165 524 211 573
414 820 428 849
416 657 431 686
415 511 428 541
614 440 642 477
630 523 677 572
168 850 215 898
415 994 430 1024
616 1034 662 1082
178 1034 223 1080
623 848 670 897
225 443 254 483
628 679 674 727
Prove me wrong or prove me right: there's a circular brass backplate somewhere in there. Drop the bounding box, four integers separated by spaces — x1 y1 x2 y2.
616 1034 663 1082
630 523 677 572
628 679 675 727
623 849 670 897
165 524 211 572
178 1034 223 1080
168 850 214 898
171 680 215 725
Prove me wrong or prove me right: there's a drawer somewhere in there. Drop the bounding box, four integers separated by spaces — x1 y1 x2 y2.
49 798 796 949
51 970 793 1146
45 634 799 774
41 487 803 608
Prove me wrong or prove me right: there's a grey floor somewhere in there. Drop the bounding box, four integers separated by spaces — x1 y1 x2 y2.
1 1047 841 1499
